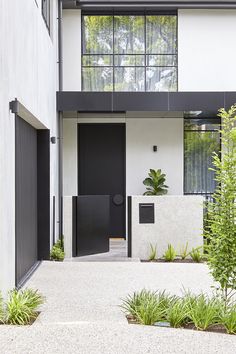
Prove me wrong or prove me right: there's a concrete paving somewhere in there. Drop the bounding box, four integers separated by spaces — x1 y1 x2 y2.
1 261 236 353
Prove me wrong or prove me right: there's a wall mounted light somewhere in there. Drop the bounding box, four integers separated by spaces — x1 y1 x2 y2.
51 136 56 144
153 145 157 152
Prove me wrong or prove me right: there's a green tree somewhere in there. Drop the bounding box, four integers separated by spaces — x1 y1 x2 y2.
204 105 236 304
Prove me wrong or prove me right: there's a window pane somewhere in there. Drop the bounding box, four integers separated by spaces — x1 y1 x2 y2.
146 55 177 67
114 55 145 66
114 67 145 91
82 55 113 66
184 131 220 194
82 67 113 91
82 16 113 54
146 67 177 91
146 16 177 54
114 16 145 54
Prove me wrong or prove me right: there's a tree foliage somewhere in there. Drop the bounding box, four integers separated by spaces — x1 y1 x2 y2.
204 105 236 302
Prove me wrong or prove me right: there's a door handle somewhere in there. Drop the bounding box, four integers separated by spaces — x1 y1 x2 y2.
113 194 124 206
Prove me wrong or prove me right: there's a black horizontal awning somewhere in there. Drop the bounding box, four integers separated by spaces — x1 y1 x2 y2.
62 1 236 10
57 91 236 113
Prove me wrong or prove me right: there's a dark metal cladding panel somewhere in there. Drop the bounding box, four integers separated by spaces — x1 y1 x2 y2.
57 91 113 111
37 130 50 260
225 92 236 109
169 92 225 111
15 116 38 286
113 92 168 111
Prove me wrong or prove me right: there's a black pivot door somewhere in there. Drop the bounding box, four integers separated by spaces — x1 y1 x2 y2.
78 123 126 238
15 116 38 285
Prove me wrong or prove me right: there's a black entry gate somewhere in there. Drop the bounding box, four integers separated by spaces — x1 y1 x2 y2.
73 195 110 256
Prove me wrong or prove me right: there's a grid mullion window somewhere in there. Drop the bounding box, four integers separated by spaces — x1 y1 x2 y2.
82 14 177 92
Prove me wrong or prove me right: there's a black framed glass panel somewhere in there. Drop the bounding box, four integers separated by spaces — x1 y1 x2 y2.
184 118 221 195
82 14 177 92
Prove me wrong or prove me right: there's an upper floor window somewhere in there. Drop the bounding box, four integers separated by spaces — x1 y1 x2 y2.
82 15 177 91
42 0 50 31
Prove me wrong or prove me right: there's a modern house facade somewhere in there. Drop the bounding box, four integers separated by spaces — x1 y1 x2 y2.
1 0 236 293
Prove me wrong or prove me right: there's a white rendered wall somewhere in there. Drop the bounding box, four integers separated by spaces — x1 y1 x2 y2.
178 10 236 91
126 113 184 195
63 9 81 91
0 0 58 294
63 113 184 197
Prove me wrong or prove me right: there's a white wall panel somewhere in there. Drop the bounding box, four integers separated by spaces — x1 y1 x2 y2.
178 10 236 91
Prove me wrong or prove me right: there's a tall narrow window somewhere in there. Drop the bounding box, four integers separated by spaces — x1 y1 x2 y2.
82 14 177 92
42 0 50 31
184 118 221 195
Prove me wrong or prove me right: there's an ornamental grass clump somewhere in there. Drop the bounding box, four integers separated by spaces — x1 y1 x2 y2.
121 290 171 325
166 298 189 328
163 244 176 262
148 243 157 261
179 242 189 260
187 294 222 331
6 288 44 325
220 305 236 334
204 105 236 305
190 247 203 263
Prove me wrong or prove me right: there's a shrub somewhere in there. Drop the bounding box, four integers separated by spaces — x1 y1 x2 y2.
143 169 168 196
6 288 44 325
190 247 203 263
0 292 4 323
148 243 157 261
121 290 170 325
50 238 65 261
179 242 189 260
187 294 221 331
204 105 236 304
166 298 189 328
163 244 176 262
220 305 236 334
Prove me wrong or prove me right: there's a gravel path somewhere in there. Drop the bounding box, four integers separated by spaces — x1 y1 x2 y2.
1 261 236 354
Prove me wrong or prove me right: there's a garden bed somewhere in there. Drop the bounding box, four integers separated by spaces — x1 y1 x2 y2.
126 315 228 334
141 259 207 263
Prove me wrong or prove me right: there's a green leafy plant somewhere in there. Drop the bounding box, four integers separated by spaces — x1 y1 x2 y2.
50 238 65 261
6 288 44 325
163 244 176 262
143 169 168 196
148 243 157 261
188 294 221 331
190 247 203 263
0 292 4 323
204 105 236 305
179 242 189 260
220 305 236 334
121 290 170 325
166 298 189 328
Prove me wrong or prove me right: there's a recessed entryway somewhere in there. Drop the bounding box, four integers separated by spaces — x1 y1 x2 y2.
76 123 126 256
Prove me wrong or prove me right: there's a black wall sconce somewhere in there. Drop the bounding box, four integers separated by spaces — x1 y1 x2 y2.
51 136 56 144
153 145 157 152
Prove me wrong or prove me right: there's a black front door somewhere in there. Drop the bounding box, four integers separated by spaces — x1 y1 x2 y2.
78 123 126 238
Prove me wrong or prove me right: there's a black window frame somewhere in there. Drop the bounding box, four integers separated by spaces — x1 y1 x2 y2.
184 117 221 198
42 0 50 32
81 12 178 92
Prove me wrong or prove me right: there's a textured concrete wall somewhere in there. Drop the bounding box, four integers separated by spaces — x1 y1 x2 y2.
131 195 203 259
0 0 58 294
